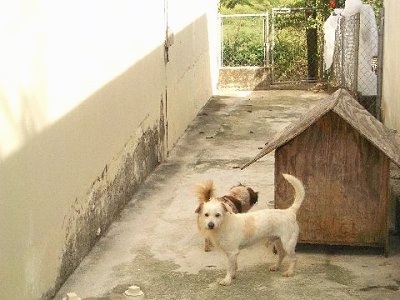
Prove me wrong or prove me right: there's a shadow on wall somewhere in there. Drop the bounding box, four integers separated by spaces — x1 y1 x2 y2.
0 13 214 299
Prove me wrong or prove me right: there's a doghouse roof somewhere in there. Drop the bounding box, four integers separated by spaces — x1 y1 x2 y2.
241 88 400 169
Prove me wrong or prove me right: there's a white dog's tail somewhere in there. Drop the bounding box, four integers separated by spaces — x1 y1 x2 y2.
194 180 215 203
283 174 305 214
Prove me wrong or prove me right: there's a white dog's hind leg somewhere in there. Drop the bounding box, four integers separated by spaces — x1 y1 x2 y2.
269 239 285 272
282 252 296 277
219 250 239 286
281 232 299 277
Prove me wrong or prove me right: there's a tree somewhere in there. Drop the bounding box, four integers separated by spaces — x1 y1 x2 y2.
220 0 254 9
220 0 383 11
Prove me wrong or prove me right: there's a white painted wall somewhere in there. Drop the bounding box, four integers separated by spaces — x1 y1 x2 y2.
0 0 218 298
166 0 219 147
382 0 400 132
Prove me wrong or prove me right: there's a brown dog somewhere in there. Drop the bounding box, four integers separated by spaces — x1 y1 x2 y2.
194 180 258 251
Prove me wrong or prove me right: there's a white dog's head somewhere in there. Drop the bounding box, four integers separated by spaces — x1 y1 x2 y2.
195 198 233 230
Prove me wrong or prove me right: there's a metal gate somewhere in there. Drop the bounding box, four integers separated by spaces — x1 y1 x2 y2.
219 9 323 85
271 8 321 84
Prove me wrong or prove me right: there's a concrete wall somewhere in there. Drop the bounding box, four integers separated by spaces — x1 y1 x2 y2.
218 67 272 90
0 0 218 298
381 0 400 132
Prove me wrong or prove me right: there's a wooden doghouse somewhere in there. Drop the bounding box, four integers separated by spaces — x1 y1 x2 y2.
242 89 400 254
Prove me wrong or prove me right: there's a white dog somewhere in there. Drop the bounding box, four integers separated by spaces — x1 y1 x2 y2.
195 174 305 285
194 180 258 252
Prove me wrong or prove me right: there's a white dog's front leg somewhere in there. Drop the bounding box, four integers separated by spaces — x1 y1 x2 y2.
219 250 239 286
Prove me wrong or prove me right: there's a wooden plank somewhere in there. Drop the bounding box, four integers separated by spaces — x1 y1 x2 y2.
335 91 400 167
274 111 389 247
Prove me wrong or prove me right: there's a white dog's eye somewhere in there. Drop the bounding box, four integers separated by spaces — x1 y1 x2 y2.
204 213 209 217
215 213 221 218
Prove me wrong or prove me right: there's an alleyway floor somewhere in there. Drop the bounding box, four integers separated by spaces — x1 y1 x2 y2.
56 90 400 300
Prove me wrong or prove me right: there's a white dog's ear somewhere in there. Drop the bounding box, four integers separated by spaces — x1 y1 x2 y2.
195 203 203 214
221 202 233 214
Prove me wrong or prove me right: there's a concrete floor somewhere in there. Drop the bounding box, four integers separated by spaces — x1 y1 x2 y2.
56 90 400 300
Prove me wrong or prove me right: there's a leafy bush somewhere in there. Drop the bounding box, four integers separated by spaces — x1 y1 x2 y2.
223 34 265 67
222 16 266 67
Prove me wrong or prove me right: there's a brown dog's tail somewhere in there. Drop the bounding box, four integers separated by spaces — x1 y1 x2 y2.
194 180 215 203
283 174 305 214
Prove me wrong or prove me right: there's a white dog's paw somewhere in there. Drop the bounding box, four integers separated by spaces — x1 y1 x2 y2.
282 270 294 277
269 264 280 272
219 276 232 286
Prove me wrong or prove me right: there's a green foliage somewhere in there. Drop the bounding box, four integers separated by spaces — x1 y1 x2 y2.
272 9 320 81
219 0 304 13
220 0 383 14
222 16 266 66
220 0 254 9
223 36 265 66
273 27 308 80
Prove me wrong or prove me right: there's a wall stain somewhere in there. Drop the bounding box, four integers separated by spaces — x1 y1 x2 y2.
44 118 165 299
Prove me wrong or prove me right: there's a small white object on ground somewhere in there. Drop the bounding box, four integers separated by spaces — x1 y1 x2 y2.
62 292 81 300
124 285 145 298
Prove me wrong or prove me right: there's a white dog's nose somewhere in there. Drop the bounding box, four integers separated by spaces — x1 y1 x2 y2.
208 222 214 229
